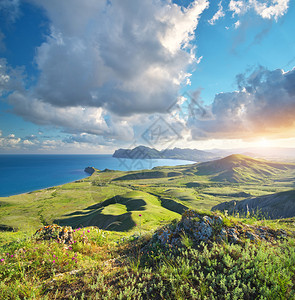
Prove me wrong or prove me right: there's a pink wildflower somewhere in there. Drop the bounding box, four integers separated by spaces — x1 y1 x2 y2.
1 259 4 262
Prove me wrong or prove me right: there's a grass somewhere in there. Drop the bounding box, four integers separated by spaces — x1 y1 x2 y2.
1 155 295 298
1 215 295 299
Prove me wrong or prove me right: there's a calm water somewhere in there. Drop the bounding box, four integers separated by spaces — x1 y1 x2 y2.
0 155 195 197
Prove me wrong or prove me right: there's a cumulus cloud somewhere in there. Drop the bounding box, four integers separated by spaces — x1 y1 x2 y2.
189 66 295 140
208 1 225 25
252 0 289 20
18 0 208 117
0 132 21 149
2 0 209 146
9 91 135 141
228 0 290 20
0 130 114 153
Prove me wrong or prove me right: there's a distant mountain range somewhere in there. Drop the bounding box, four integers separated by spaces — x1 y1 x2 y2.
112 145 218 162
192 154 295 183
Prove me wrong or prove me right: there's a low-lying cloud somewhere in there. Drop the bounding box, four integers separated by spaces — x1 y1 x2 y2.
189 66 295 140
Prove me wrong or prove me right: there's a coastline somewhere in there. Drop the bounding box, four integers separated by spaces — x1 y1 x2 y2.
0 155 196 198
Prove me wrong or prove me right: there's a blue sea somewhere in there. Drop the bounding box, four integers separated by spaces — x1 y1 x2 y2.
0 155 195 197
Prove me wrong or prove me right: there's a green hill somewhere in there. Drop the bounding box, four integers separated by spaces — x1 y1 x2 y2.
192 154 295 183
55 190 180 231
213 189 295 219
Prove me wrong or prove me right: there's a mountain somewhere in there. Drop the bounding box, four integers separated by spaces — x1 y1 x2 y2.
191 154 295 183
212 190 295 219
209 147 295 162
112 145 217 162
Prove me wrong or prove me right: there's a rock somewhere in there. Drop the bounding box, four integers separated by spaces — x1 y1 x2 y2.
194 220 212 241
227 228 240 243
84 166 95 174
150 209 290 250
203 216 213 225
34 224 74 244
245 231 259 241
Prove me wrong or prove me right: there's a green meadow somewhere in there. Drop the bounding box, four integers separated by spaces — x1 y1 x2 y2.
1 154 295 298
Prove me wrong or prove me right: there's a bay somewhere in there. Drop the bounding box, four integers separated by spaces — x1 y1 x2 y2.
0 154 195 197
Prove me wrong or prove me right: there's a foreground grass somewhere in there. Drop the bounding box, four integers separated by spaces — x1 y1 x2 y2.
1 215 295 299
1 156 295 298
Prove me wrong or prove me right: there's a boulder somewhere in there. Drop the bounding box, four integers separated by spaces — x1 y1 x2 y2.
34 224 74 244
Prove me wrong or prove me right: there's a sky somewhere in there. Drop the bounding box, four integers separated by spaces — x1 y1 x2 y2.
0 0 295 154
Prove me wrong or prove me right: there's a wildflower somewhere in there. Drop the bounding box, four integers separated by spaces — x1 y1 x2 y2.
53 260 55 263
53 254 56 258
1 259 4 262
87 230 90 233
10 254 13 258
139 214 142 217
73 230 76 232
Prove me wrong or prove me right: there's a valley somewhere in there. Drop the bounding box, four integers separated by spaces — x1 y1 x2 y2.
1 154 295 244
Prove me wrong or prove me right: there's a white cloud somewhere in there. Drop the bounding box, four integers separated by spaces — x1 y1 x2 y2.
208 1 225 25
229 0 248 16
3 0 209 146
234 20 241 28
228 0 290 20
4 0 290 152
21 0 208 117
189 66 295 140
9 91 134 141
252 0 289 20
0 133 21 149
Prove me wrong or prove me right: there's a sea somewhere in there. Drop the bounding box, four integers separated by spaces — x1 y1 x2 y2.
0 154 195 197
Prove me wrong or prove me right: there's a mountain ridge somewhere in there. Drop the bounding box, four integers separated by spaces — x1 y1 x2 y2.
112 145 217 162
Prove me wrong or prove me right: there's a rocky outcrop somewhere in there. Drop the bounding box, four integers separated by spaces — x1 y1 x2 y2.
34 224 74 244
84 166 96 175
151 210 288 248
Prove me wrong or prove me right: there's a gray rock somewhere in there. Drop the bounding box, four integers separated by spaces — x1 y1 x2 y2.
227 228 240 243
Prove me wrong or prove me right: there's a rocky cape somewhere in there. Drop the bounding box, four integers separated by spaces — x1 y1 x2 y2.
112 145 217 162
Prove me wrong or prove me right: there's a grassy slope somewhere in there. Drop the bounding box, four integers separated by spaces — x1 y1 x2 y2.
1 154 295 242
1 155 295 298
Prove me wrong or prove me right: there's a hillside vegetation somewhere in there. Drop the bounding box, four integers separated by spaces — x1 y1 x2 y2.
1 154 295 298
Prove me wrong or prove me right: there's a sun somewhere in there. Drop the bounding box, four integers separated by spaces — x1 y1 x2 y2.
255 138 273 148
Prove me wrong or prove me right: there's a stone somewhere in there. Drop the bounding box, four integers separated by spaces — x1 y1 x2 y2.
35 224 74 244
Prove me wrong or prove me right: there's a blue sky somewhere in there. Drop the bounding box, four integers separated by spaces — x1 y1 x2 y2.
0 0 294 153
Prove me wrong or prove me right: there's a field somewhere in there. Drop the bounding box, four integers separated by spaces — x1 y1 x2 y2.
1 154 295 298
